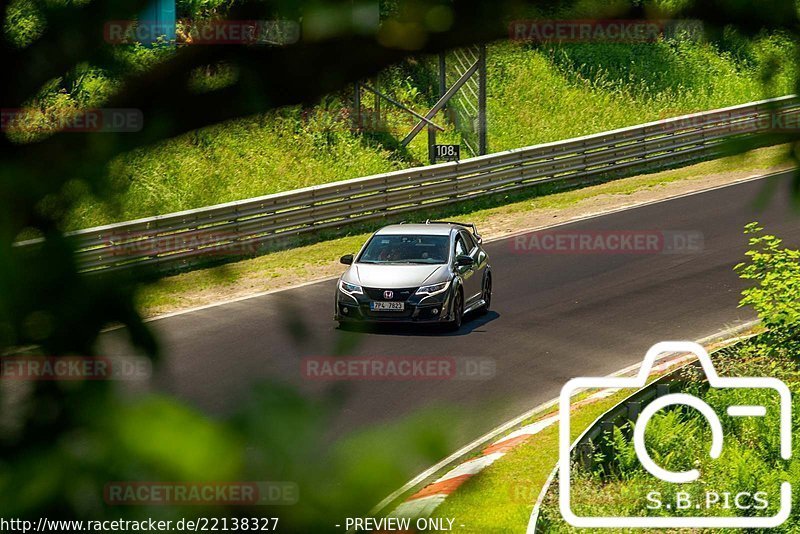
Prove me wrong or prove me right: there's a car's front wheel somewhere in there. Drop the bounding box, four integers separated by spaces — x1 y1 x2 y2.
479 275 492 315
447 289 463 332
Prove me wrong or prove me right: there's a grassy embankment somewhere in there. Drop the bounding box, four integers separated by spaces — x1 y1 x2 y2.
52 30 796 230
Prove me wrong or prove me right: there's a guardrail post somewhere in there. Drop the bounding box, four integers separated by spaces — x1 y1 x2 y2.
428 125 436 164
352 82 361 132
601 420 615 434
626 400 642 422
577 442 594 470
381 176 389 218
637 127 647 173
233 202 244 257
310 186 318 228
438 52 446 102
579 139 589 185
478 43 487 155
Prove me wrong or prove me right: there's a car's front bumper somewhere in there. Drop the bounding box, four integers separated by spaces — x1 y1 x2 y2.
334 286 454 323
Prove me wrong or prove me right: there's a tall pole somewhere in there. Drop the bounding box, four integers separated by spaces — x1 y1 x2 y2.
140 0 176 46
353 82 361 132
438 52 447 101
478 44 487 155
428 124 437 164
374 75 380 131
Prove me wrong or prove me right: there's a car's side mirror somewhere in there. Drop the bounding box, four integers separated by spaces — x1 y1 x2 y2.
340 254 354 265
455 255 474 267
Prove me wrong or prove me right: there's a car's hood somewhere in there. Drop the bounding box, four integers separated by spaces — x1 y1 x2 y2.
346 263 448 288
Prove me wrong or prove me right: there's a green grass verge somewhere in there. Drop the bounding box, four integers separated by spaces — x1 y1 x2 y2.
427 389 633 534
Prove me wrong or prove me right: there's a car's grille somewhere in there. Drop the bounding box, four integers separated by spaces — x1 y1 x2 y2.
364 287 417 301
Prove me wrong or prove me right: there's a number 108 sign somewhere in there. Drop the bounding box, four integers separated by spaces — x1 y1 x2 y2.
433 144 460 162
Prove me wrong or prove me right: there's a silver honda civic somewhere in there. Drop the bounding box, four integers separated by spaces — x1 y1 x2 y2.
334 221 492 330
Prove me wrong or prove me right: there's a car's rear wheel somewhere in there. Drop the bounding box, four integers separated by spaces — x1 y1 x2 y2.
479 275 492 314
448 290 463 332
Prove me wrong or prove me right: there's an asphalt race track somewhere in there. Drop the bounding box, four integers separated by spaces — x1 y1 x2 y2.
100 171 800 454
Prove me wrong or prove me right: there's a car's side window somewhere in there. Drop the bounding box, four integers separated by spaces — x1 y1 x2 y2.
454 234 468 257
460 231 476 252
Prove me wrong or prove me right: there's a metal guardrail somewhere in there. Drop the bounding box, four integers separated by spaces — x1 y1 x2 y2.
16 95 800 274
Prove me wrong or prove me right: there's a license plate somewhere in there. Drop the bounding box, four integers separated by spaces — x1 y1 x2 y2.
370 301 404 311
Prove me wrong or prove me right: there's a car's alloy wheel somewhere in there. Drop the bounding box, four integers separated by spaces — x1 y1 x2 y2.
480 276 492 314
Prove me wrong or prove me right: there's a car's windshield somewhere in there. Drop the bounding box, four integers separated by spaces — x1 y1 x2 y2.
358 234 450 264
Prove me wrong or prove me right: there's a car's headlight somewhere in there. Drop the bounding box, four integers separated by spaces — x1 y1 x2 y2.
339 280 363 295
416 281 450 296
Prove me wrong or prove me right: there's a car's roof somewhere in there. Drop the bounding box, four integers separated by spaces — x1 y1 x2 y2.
375 223 458 236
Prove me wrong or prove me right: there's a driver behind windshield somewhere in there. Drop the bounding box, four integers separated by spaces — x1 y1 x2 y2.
360 235 449 264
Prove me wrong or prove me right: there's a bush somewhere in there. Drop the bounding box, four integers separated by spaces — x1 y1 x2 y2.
735 222 800 351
